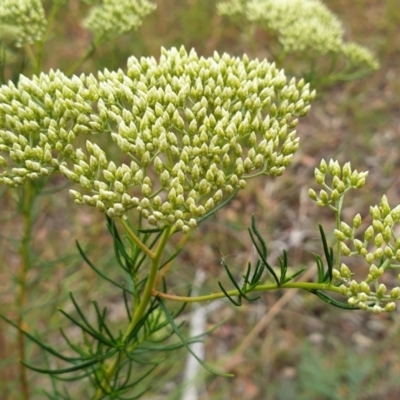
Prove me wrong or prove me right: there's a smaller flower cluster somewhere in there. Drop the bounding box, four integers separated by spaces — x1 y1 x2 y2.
218 0 379 71
334 195 400 313
308 159 368 209
84 0 156 41
0 0 47 47
309 159 400 313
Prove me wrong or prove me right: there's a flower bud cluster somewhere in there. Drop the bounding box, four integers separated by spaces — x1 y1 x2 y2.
310 160 400 312
0 70 93 186
0 0 47 47
0 47 314 231
218 0 379 71
308 159 368 208
84 0 156 41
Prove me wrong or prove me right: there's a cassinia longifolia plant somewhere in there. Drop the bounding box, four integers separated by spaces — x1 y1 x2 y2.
0 0 156 78
217 0 379 82
83 0 156 42
0 0 395 398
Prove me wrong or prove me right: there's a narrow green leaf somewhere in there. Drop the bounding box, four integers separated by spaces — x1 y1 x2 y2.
313 254 324 283
242 262 252 285
69 293 111 342
278 250 288 286
115 364 159 399
0 314 82 362
249 215 279 285
319 224 333 282
158 299 233 377
59 328 90 358
76 241 133 294
123 289 132 320
92 301 116 342
309 290 360 310
137 228 163 233
218 260 242 306
58 308 113 347
21 350 116 374
283 268 306 283
250 261 264 285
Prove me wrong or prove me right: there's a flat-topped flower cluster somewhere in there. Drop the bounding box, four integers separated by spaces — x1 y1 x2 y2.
0 47 314 231
84 0 156 41
0 0 47 47
309 159 400 313
218 0 379 71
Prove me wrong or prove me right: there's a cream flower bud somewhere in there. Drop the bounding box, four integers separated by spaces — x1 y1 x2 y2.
359 281 370 294
319 159 327 174
69 190 82 202
334 229 346 242
385 302 396 312
374 248 383 259
340 222 352 237
328 159 341 176
331 189 340 201
348 297 357 306
364 226 374 242
390 287 400 299
332 269 341 280
340 263 352 279
352 213 362 229
96 200 106 211
358 293 368 302
308 188 317 201
377 284 387 298
374 233 384 247
340 242 351 256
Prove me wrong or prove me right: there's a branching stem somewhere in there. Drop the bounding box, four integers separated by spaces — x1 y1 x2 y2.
152 281 342 303
119 218 155 259
92 226 172 399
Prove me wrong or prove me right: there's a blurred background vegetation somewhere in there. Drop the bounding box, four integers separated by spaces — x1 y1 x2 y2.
1 0 400 398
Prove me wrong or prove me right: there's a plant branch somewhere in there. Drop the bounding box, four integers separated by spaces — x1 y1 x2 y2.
119 218 155 259
129 226 173 330
152 281 342 303
92 226 173 399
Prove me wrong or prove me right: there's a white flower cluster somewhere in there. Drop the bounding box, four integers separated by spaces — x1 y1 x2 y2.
217 0 379 71
0 0 47 47
0 47 314 231
84 0 156 41
309 160 400 313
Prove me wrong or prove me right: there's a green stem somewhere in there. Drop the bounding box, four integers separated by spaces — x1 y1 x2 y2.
67 43 97 76
67 35 106 76
153 281 342 303
92 226 172 399
33 1 64 74
17 180 36 400
120 218 155 259
24 44 38 74
129 226 172 329
335 193 346 269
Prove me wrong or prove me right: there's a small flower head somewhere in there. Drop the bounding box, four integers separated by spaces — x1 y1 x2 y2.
218 0 379 74
0 0 47 47
84 0 156 41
